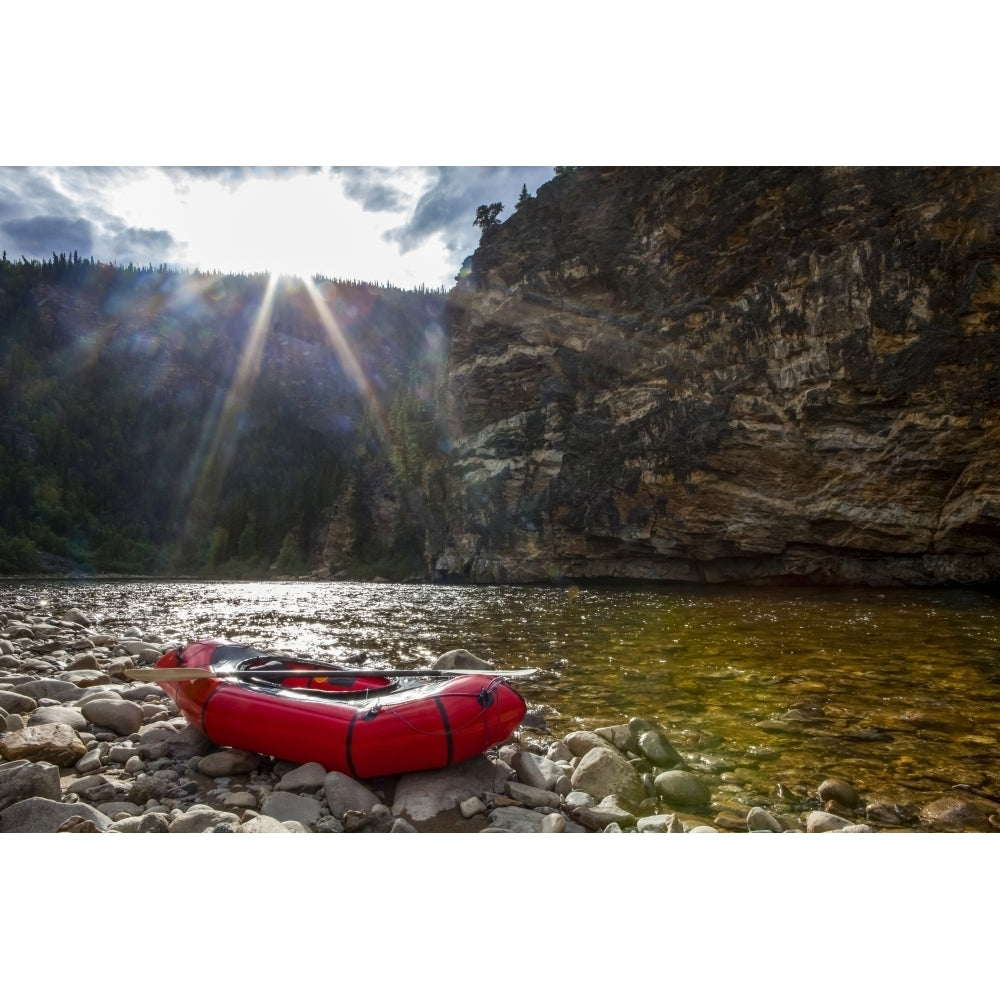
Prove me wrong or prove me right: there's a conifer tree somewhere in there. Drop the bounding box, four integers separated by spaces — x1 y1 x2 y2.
473 202 504 233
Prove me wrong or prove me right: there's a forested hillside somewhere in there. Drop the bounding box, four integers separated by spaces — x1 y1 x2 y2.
0 254 449 577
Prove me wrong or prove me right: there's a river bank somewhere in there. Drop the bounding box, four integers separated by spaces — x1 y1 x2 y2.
2 596 997 833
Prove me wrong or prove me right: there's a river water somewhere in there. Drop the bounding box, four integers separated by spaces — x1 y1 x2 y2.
4 578 999 816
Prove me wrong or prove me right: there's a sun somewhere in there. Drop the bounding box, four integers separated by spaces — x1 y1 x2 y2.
183 174 331 279
105 167 457 288
178 171 425 282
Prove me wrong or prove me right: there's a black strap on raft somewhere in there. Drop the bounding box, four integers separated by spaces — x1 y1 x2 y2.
432 695 455 768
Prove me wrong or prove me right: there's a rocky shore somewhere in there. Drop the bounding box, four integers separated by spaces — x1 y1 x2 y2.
2 599 996 834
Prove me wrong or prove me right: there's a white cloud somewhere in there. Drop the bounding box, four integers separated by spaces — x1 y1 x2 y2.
0 166 555 289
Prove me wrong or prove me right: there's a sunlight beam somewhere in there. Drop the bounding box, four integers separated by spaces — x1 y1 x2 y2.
300 275 398 461
300 276 377 404
173 272 280 557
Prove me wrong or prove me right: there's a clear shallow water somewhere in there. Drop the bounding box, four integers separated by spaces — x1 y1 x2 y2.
4 579 999 814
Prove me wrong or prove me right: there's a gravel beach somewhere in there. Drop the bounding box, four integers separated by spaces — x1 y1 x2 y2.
2 598 997 833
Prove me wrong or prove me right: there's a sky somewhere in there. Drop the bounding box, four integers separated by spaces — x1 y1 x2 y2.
5 5 994 295
0 165 555 289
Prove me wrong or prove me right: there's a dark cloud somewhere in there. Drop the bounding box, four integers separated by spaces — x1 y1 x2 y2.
112 226 177 260
333 167 411 213
0 167 184 266
163 166 321 191
0 168 79 221
0 167 128 261
1 214 94 258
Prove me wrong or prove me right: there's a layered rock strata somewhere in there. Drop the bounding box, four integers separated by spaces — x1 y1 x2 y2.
435 167 1000 584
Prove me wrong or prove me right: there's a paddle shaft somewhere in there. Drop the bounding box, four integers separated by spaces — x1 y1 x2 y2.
125 666 536 682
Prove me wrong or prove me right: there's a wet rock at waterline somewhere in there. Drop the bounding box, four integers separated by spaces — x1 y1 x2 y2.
570 746 646 804
1 599 999 833
919 796 993 832
817 777 861 810
637 729 684 768
653 770 712 810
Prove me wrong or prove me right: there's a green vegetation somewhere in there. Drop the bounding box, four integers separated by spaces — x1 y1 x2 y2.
473 202 504 234
0 254 449 578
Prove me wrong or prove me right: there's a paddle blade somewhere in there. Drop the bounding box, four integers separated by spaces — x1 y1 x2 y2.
126 667 208 681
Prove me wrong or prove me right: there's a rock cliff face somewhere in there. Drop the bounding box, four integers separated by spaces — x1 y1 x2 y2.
433 167 1000 585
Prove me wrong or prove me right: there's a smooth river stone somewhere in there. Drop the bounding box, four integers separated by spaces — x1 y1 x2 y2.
817 777 861 808
638 729 684 767
168 803 242 833
28 705 88 730
0 690 37 714
261 790 322 826
81 698 145 736
275 761 328 792
746 806 784 832
324 770 381 819
653 770 712 809
197 748 263 777
14 679 83 703
806 810 856 832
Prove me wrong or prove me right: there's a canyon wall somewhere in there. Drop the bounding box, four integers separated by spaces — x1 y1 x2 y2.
433 167 1000 585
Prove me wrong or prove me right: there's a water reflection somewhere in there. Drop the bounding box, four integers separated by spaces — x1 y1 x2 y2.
4 579 999 811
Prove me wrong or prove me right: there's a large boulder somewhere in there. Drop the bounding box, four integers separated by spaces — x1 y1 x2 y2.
570 746 645 805
324 771 381 819
0 760 61 810
0 796 113 833
392 755 512 823
261 790 322 827
0 723 88 766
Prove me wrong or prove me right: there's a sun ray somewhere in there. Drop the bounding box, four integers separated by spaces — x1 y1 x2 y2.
300 277 375 401
172 271 280 559
300 275 394 449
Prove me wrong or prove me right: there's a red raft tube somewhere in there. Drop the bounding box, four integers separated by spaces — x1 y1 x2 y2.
149 640 527 779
